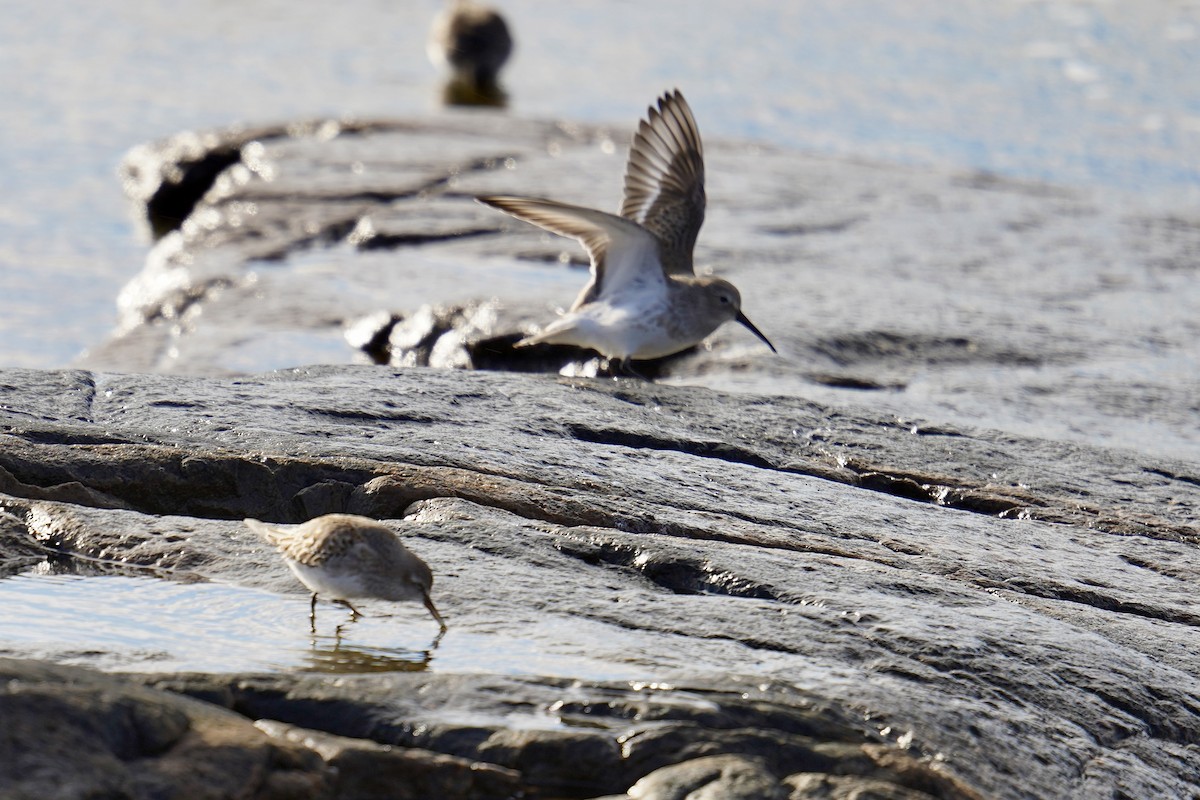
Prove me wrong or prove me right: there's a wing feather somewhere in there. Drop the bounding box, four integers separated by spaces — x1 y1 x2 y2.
476 195 664 310
619 90 706 275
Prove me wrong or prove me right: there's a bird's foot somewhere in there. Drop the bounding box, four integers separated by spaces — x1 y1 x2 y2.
334 599 364 621
610 358 652 381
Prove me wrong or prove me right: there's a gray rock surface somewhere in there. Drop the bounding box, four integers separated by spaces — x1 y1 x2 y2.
2 108 1199 798
626 754 788 800
0 364 1197 798
90 112 1200 465
0 657 329 800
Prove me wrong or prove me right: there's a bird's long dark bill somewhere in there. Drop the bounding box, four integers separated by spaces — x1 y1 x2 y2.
424 592 448 631
736 311 777 353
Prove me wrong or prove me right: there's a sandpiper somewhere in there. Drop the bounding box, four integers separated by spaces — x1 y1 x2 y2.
427 0 513 96
477 90 776 374
246 514 446 631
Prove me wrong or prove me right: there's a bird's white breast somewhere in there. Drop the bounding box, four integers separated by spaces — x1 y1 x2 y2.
287 560 368 600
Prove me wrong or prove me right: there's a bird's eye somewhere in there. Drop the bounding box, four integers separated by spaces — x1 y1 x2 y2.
720 295 730 304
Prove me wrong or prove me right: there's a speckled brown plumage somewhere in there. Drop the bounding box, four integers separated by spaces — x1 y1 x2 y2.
247 514 445 630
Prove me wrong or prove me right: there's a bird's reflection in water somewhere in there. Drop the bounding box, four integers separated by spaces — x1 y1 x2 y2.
300 621 445 675
440 76 508 108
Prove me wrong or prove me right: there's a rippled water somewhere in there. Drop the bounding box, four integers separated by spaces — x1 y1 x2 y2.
2 0 1198 369
0 567 642 678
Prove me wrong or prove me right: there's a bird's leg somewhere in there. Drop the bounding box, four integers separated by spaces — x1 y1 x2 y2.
309 593 318 632
335 599 363 621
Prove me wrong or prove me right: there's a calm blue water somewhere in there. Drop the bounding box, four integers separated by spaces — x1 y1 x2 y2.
1 0 1198 368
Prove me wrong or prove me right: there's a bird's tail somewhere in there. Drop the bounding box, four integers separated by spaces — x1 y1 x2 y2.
244 518 285 546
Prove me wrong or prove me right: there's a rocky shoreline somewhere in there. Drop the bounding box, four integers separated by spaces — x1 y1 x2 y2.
2 364 1198 797
2 109 1198 798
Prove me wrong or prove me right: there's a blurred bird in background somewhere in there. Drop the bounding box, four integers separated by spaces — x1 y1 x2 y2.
428 0 513 106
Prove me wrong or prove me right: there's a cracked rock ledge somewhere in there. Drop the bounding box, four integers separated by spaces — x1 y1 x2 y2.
1 366 1198 799
1 111 1198 799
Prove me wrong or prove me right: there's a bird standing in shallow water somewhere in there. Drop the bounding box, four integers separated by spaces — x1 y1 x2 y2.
428 0 513 105
477 90 776 375
246 514 446 631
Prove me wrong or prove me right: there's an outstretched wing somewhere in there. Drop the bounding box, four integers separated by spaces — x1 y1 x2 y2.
476 195 665 310
619 89 706 276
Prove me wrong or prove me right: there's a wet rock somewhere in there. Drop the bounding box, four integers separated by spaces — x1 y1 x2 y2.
255 720 522 800
148 669 951 799
627 754 787 800
0 364 1196 798
0 649 976 799
0 509 47 574
786 772 939 800
8 103 1200 800
0 658 329 800
475 728 624 794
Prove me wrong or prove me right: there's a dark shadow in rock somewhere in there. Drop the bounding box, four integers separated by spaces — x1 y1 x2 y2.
468 333 597 374
1144 467 1200 489
471 336 690 380
0 512 52 577
349 301 688 378
353 228 498 250
554 537 780 601
951 170 1078 198
805 372 907 391
556 418 1041 523
121 126 289 239
144 149 244 238
140 671 974 800
11 531 210 586
813 330 1044 368
120 118 418 241
12 429 137 448
514 249 590 268
847 466 1030 518
0 658 332 799
562 423 777 471
344 311 402 364
856 472 940 504
759 216 864 236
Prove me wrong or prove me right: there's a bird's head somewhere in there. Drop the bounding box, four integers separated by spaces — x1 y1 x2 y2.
700 278 777 353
